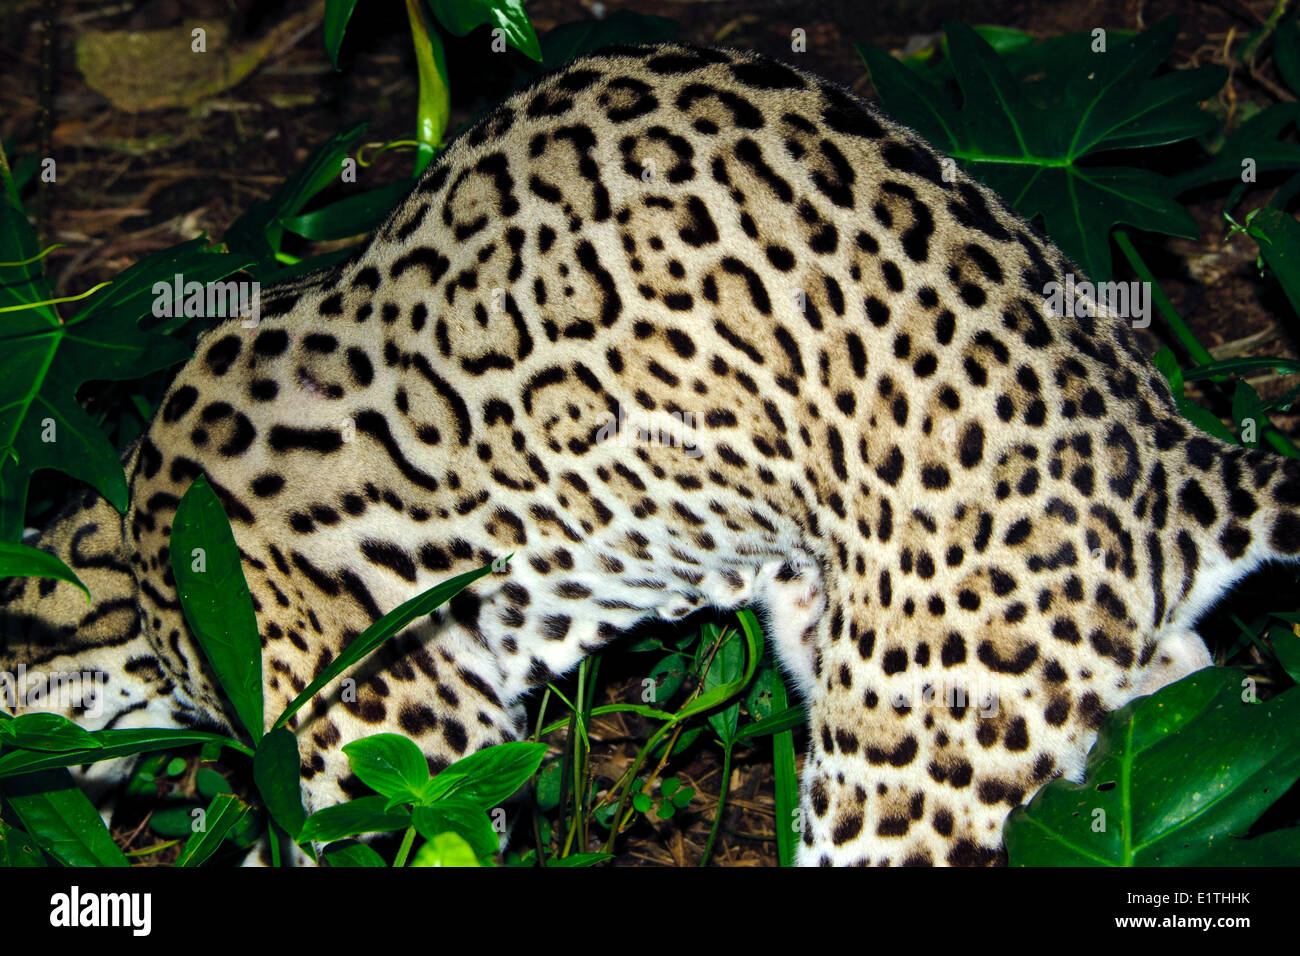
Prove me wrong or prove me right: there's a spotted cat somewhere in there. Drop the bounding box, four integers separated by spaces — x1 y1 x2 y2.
4 43 1298 867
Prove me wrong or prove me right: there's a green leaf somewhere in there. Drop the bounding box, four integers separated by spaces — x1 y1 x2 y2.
2 769 128 866
175 793 251 867
535 759 562 811
323 839 388 867
223 123 370 271
195 767 233 800
0 727 244 778
279 180 413 242
323 0 360 70
858 16 1223 281
1006 669 1300 865
0 819 46 866
412 797 498 858
409 829 480 867
1176 399 1238 444
426 740 545 810
0 541 89 600
1242 205 1300 319
1151 346 1184 398
767 660 800 867
298 795 411 843
648 653 688 703
1269 625 1300 684
538 11 678 71
342 733 430 804
546 851 611 867
170 475 264 741
744 657 777 723
1196 826 1300 865
1172 103 1300 195
735 704 808 741
273 560 497 730
1231 379 1266 448
703 625 745 743
0 712 101 752
1276 17 1300 97
426 0 542 61
149 804 203 837
0 187 247 539
632 792 651 813
253 727 307 839
408 0 451 176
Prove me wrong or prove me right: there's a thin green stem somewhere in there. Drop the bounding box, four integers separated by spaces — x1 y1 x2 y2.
1115 229 1300 458
1114 230 1213 365
393 824 417 867
698 742 732 866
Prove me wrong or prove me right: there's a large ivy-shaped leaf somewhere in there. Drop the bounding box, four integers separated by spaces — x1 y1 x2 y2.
0 160 249 541
1005 668 1300 865
857 17 1224 280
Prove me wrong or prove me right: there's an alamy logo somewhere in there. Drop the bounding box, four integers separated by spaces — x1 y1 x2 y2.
49 886 151 936
0 665 107 719
593 404 703 458
152 273 260 326
1043 273 1151 329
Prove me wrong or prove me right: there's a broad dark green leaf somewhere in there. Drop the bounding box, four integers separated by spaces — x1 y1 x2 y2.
703 624 744 743
175 793 251 867
253 728 307 839
279 180 413 242
426 0 542 61
223 123 369 272
2 769 128 866
342 733 430 804
0 172 243 540
0 542 89 600
170 475 263 741
274 560 497 729
1196 827 1300 865
148 804 205 838
1276 17 1300 97
412 797 498 857
1171 103 1300 194
426 740 545 810
0 819 46 866
298 795 411 843
539 11 678 71
648 653 688 703
323 839 387 867
0 727 242 778
858 16 1223 281
0 713 101 752
1244 206 1300 319
1269 625 1300 684
1006 669 1300 865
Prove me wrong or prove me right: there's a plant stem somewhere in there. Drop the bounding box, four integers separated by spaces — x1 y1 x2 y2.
1115 229 1300 457
1114 230 1214 365
393 824 417 867
698 742 732 866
